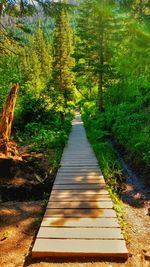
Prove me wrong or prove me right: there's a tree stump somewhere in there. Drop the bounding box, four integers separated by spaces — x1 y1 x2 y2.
0 84 20 158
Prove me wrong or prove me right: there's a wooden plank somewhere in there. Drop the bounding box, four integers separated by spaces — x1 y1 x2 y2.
47 201 113 209
49 194 111 202
56 172 103 177
60 164 99 167
41 217 120 228
61 160 96 162
37 227 123 239
61 157 96 159
61 159 96 161
58 167 101 170
55 179 105 184
61 158 97 161
56 175 103 179
54 179 105 184
64 149 93 151
61 164 99 167
61 157 96 160
56 174 103 178
44 208 117 218
57 173 102 176
56 173 103 176
53 184 106 190
60 163 98 166
32 239 128 258
61 160 98 163
55 177 105 182
62 155 95 157
51 189 109 195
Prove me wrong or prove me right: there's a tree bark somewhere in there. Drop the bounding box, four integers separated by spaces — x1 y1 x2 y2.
0 84 19 157
98 30 104 112
139 0 144 17
0 3 3 19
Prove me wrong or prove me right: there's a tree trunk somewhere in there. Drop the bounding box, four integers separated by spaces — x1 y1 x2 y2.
97 31 104 112
98 71 103 112
0 84 20 157
0 3 3 19
139 0 143 17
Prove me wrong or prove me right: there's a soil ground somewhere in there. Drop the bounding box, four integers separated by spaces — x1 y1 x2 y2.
0 152 149 267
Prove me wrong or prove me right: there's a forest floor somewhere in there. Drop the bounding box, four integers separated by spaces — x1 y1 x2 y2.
0 150 150 267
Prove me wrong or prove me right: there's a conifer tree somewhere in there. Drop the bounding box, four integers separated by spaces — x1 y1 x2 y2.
52 0 75 108
21 19 52 96
31 19 52 80
76 0 114 111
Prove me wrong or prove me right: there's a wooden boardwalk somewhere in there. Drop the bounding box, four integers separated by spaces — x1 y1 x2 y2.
32 113 128 259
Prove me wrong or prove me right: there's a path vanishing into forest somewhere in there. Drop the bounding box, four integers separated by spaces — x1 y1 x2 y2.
32 112 128 259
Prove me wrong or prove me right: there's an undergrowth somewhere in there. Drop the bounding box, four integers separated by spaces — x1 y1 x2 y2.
13 103 74 172
81 103 128 234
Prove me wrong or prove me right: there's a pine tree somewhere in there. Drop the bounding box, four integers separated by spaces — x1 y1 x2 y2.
76 0 114 111
21 19 52 97
31 19 52 80
52 0 75 108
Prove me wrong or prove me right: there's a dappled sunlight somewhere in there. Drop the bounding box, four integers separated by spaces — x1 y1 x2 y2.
41 216 120 228
47 201 112 209
31 112 128 259
0 202 43 266
72 121 84 125
44 208 106 218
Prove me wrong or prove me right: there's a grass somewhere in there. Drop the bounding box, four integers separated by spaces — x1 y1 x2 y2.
42 192 50 206
81 105 128 234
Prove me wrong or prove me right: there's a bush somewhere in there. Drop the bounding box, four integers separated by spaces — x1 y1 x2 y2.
15 109 73 152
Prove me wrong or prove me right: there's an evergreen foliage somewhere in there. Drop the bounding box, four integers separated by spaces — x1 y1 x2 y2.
21 19 52 96
75 0 115 111
52 1 75 108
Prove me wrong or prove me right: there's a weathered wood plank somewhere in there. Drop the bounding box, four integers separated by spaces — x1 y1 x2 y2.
59 167 100 173
37 227 123 239
51 189 109 196
44 208 117 218
56 173 103 178
47 201 113 209
61 157 96 159
58 167 101 171
61 160 96 163
32 239 128 258
41 217 120 228
54 179 105 185
49 194 111 202
60 160 98 163
53 184 106 190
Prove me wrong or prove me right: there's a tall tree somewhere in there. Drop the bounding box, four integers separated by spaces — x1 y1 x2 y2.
52 0 75 108
21 19 52 96
76 0 114 111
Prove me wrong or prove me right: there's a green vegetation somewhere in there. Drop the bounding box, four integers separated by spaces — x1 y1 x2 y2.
76 0 150 169
0 0 149 193
81 102 122 194
81 102 127 231
52 2 75 109
0 1 75 170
